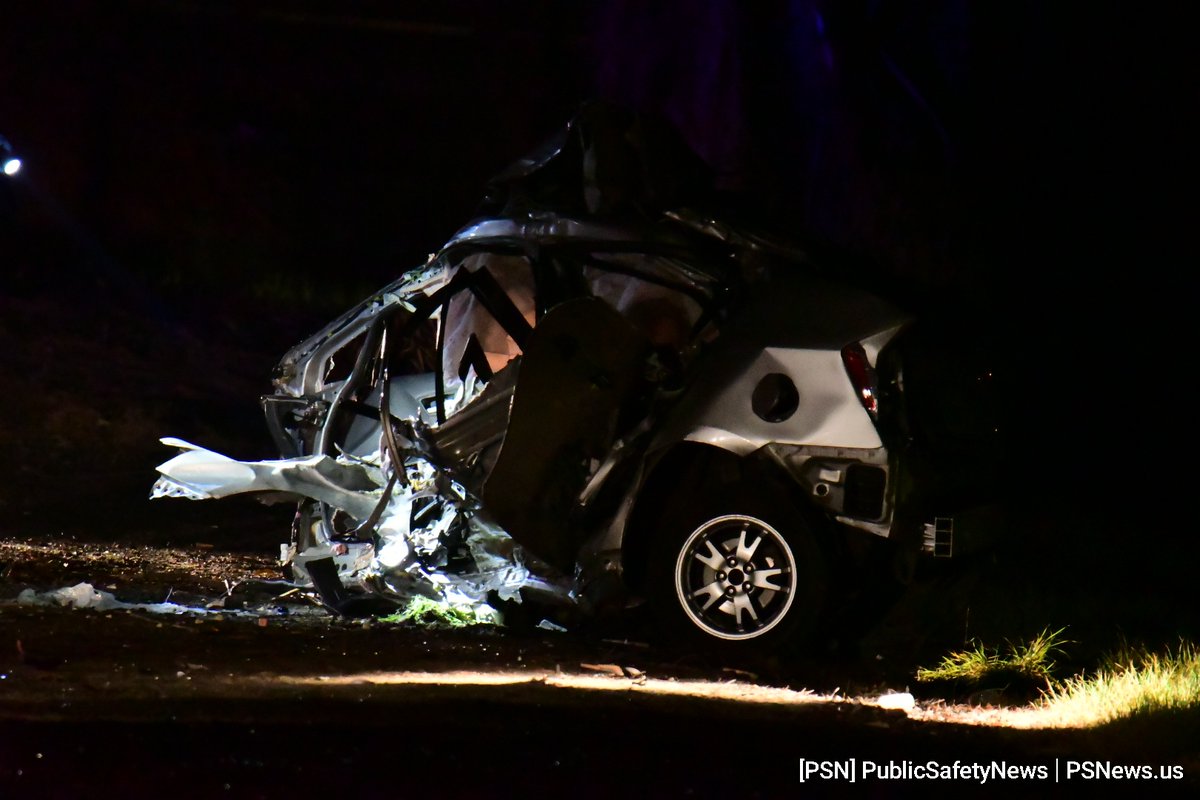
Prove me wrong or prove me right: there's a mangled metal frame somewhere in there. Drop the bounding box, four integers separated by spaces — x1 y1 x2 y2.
155 215 736 613
311 217 733 600
155 210 912 618
153 104 927 622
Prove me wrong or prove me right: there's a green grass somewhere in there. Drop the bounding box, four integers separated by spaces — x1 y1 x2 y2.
918 631 1200 731
379 596 495 628
916 626 1069 689
1039 642 1200 726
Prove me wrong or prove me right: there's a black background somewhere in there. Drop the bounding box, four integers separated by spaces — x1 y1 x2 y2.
1 1 1194 552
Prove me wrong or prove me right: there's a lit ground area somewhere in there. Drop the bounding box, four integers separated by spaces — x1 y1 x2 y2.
1 538 1196 796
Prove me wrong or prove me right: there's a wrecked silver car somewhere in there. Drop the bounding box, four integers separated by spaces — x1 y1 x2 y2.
153 105 999 650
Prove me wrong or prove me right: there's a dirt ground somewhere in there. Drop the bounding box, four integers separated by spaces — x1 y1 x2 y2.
1 536 1197 798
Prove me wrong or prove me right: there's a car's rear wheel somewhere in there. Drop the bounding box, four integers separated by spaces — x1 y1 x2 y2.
647 479 827 653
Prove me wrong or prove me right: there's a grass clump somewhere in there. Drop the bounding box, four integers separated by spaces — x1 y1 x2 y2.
1039 642 1200 726
380 596 494 628
917 627 1069 691
918 632 1200 732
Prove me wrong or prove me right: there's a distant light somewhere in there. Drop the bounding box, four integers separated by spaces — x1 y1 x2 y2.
2 157 19 176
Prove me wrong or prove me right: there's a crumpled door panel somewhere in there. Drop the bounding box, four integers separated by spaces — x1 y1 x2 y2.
481 297 648 571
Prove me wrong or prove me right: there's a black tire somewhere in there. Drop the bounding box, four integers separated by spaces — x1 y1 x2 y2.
646 479 827 654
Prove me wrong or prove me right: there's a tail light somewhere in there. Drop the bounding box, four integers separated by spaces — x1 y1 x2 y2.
841 342 878 420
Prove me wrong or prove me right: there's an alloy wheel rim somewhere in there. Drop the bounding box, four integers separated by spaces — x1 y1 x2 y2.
674 514 798 641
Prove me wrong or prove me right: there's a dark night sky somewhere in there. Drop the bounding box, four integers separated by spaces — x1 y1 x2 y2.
3 2 1189 286
1 1 1194 525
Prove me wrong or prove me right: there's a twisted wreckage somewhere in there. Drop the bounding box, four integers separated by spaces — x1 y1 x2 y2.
153 104 1000 649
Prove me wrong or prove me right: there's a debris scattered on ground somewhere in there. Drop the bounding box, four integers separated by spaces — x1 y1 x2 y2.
13 582 277 618
876 691 916 711
17 582 123 611
580 663 626 677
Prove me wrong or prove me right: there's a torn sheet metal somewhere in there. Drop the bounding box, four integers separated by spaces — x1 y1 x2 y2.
152 437 568 619
152 437 381 518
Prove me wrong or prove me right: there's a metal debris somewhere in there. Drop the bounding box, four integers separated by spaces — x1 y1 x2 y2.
153 437 563 622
